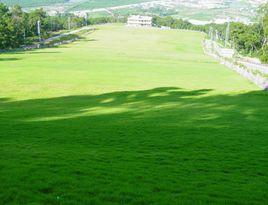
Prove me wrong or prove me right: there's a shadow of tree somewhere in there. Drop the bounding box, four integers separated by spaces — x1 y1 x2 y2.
0 57 21 61
0 87 268 204
1 50 62 55
1 87 267 127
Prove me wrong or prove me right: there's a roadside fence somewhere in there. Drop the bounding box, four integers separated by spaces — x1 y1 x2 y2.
203 39 268 90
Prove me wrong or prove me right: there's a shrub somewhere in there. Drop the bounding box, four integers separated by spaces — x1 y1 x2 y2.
259 45 268 63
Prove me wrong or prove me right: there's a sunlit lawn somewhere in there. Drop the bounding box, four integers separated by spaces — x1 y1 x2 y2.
0 25 268 204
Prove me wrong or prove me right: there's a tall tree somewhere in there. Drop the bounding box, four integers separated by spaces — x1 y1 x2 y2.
10 5 27 47
28 8 47 38
0 3 12 49
259 3 268 63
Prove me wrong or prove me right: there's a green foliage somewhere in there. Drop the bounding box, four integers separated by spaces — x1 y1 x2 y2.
230 23 264 54
87 16 125 25
261 9 268 63
260 45 268 63
264 13 268 39
0 2 118 49
0 3 11 48
152 16 206 32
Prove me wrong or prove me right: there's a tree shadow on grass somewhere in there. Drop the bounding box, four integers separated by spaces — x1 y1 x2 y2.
1 50 62 55
0 57 21 61
80 38 98 42
1 87 267 127
1 87 268 204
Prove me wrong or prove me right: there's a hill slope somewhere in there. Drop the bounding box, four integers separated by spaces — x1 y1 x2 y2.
1 25 268 204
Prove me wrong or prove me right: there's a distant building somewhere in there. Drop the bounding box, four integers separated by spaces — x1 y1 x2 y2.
127 15 152 27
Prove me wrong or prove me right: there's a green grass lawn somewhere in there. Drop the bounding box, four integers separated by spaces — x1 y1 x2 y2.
1 25 268 204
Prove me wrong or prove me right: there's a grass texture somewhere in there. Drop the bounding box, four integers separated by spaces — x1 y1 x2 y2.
0 25 268 204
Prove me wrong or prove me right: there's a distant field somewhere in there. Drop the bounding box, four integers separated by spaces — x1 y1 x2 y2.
0 0 156 11
1 25 268 204
69 0 154 11
0 0 68 7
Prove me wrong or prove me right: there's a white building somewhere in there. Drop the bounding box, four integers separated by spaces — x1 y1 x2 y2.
127 15 152 27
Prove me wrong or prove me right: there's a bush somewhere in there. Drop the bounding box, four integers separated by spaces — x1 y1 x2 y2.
259 45 268 63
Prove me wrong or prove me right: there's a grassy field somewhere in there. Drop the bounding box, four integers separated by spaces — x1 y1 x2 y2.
1 25 268 204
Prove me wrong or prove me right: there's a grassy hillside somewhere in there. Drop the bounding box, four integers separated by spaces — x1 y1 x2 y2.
0 0 69 7
1 25 268 204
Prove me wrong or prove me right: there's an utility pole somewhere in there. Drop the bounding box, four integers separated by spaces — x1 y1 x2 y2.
225 19 230 47
209 27 213 40
85 13 88 26
51 19 53 31
215 30 219 41
261 14 267 46
68 16 71 30
37 20 41 42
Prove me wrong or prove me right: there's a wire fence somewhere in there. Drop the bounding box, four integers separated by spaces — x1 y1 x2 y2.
203 39 268 90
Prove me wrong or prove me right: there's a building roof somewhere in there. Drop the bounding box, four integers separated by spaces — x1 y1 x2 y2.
128 15 152 21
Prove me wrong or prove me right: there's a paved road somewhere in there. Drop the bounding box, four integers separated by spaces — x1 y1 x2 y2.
44 26 94 43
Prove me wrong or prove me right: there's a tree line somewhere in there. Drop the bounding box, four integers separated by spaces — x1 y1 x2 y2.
153 4 268 63
0 3 123 50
